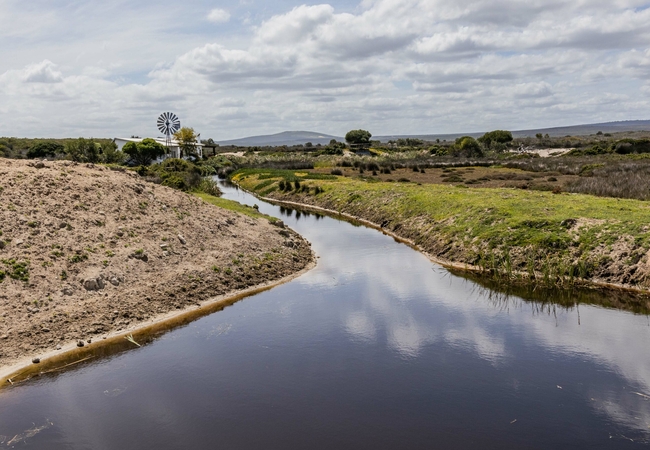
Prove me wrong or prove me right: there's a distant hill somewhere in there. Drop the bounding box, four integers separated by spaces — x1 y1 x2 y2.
214 120 650 147
216 131 343 147
510 120 650 138
375 120 650 142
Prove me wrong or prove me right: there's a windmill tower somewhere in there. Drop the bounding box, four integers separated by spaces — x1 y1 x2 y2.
157 112 181 156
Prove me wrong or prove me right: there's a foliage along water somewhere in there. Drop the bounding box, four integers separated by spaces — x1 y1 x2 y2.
1 182 650 449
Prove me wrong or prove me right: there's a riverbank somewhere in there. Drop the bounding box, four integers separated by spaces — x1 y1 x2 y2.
233 169 650 296
0 160 314 375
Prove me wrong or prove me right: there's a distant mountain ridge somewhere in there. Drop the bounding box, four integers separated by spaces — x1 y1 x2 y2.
216 131 342 147
215 121 650 147
376 120 650 142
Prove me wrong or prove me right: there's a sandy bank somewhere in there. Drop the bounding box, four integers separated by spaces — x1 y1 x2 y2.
0 159 314 375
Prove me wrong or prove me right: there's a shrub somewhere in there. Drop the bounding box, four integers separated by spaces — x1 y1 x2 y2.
161 175 188 191
478 130 513 151
101 141 126 164
331 169 343 176
452 136 483 157
26 141 64 159
65 138 101 163
614 139 650 155
123 138 166 166
197 178 222 196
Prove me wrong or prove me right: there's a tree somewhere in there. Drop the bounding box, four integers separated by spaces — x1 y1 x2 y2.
65 138 99 162
26 141 64 159
101 140 126 164
453 136 483 157
478 130 513 150
123 138 166 166
397 138 423 147
173 127 198 158
535 133 543 140
345 129 372 145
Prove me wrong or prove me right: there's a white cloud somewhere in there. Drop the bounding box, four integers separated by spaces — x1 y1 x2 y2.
22 60 63 83
1 0 650 138
207 8 231 23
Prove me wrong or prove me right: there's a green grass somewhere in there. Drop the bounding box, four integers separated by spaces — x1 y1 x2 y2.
1 259 30 282
193 192 266 219
236 169 650 288
234 168 337 183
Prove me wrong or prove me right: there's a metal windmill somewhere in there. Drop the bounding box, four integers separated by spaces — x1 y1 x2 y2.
157 112 181 152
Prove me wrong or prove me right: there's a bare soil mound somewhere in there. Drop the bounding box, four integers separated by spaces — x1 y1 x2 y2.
0 159 313 369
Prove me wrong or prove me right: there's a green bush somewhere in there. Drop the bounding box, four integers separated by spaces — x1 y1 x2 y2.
123 138 166 166
161 175 188 191
26 141 64 159
65 138 101 163
614 139 650 154
452 136 483 157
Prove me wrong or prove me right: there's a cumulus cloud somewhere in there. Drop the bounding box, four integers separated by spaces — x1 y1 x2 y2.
1 0 650 138
22 60 63 83
207 8 231 23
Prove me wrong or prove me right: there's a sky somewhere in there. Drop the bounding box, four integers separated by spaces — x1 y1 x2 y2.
1 0 650 139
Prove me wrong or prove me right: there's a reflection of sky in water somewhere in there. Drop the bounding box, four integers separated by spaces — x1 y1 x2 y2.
224 185 650 435
1 184 649 448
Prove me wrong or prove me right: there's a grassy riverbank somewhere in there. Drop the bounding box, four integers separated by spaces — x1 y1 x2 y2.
233 168 650 291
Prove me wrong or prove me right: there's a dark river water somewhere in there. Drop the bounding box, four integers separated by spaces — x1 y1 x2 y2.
1 183 650 449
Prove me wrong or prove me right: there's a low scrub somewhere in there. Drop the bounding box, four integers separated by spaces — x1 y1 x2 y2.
137 158 221 196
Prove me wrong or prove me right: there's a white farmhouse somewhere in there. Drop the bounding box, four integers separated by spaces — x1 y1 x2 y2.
114 137 203 160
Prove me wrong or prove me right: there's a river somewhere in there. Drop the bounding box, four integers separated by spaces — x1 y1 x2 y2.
0 182 649 448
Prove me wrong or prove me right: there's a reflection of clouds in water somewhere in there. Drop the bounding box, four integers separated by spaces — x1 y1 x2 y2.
228 189 650 434
345 312 376 342
388 319 438 358
309 222 511 360
309 216 650 434
444 327 506 365
589 387 650 437
518 305 650 402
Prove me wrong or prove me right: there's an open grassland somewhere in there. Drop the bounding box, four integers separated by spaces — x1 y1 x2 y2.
218 150 650 202
233 168 650 293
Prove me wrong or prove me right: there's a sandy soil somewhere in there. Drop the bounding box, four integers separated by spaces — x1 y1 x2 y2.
524 148 572 157
0 159 313 370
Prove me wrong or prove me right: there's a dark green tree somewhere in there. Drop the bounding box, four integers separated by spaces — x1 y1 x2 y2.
453 136 483 157
123 138 166 166
26 141 64 159
345 129 372 145
478 130 513 150
65 138 99 162
101 140 126 164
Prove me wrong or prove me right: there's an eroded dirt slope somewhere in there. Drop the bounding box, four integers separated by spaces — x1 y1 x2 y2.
0 159 312 367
